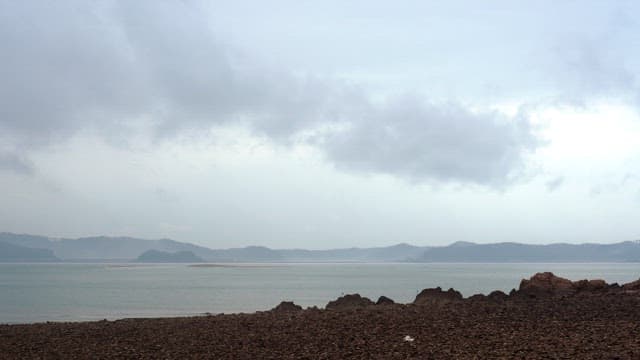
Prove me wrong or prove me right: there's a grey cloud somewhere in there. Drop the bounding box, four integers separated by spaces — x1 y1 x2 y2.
590 173 640 197
0 0 541 185
0 152 34 175
318 99 539 185
545 176 565 192
547 8 640 105
0 1 338 141
554 40 637 103
0 1 149 143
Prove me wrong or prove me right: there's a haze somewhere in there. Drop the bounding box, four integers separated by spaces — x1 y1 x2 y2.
1 1 639 249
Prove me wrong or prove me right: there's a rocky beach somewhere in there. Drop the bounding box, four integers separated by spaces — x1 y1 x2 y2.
2 272 640 359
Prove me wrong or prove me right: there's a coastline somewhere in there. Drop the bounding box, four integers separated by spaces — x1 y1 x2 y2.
2 272 640 359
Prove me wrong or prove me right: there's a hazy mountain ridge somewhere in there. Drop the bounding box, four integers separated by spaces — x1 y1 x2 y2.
135 250 204 263
2 232 639 263
0 232 426 262
417 241 640 262
0 233 219 261
278 243 429 262
0 241 60 262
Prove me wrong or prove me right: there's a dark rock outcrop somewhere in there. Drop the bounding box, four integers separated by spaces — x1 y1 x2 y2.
326 294 374 310
375 296 395 306
467 294 487 302
623 278 640 291
514 272 615 299
487 290 509 302
573 279 608 292
413 287 463 305
517 272 575 298
466 290 507 302
271 301 303 312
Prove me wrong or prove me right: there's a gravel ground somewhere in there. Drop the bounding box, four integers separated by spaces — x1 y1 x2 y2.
2 294 640 359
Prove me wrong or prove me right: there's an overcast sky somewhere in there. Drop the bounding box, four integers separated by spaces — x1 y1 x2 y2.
1 0 639 249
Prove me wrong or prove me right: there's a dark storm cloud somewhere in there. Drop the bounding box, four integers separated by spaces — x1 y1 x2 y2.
0 0 540 185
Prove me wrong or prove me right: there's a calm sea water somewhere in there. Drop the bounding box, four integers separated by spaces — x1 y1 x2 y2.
1 263 638 324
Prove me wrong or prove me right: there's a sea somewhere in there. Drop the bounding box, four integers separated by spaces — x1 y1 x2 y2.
1 263 638 324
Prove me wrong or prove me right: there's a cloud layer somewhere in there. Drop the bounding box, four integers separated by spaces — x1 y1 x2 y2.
0 0 541 185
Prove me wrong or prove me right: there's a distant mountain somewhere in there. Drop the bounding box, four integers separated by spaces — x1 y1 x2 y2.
205 246 285 262
0 232 427 262
4 232 639 263
135 250 204 263
416 241 640 262
278 243 429 262
0 241 60 262
0 233 219 261
0 233 53 249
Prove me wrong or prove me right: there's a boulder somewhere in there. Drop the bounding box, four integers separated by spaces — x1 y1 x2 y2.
326 294 374 310
375 296 395 306
487 290 509 302
573 279 608 292
413 287 463 305
516 272 575 298
467 294 487 302
272 301 303 312
466 290 507 302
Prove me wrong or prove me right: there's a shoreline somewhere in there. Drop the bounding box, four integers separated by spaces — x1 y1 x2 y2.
2 272 640 359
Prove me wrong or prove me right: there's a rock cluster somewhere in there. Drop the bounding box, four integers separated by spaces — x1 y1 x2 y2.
413 287 463 305
516 271 576 297
271 301 303 312
376 296 395 306
325 294 375 310
487 290 509 301
468 290 509 302
513 272 635 298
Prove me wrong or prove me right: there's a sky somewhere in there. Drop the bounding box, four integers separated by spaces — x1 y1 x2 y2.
1 0 640 249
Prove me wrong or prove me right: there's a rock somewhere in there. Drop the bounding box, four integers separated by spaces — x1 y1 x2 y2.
467 290 507 302
467 294 487 302
622 279 640 290
272 301 303 312
508 272 640 300
573 279 608 292
516 272 575 298
413 287 463 305
487 290 509 302
326 294 374 310
375 296 395 306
